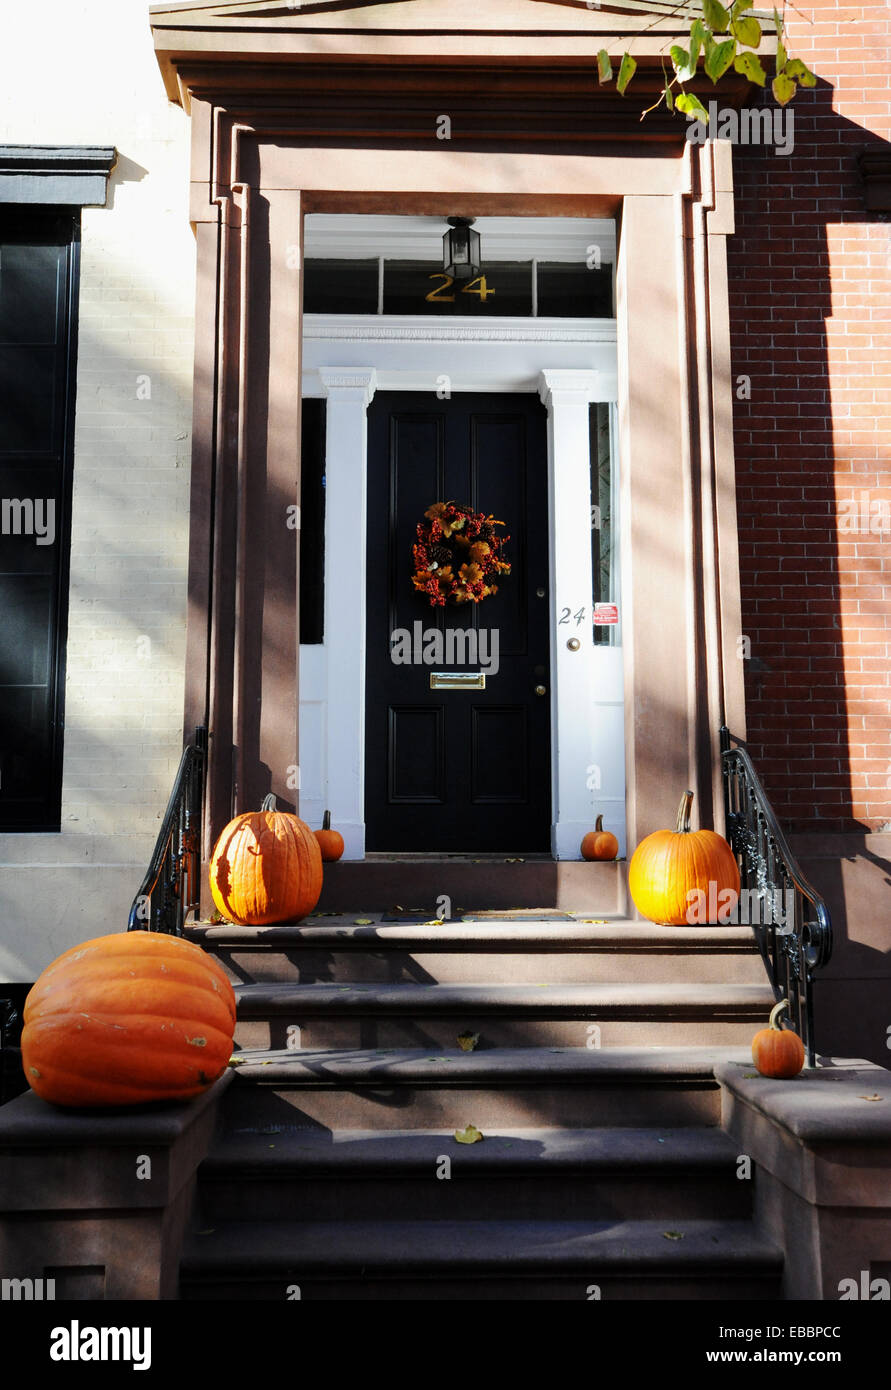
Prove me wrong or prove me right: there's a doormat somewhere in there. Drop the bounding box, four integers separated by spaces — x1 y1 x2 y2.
459 910 576 921
378 908 438 923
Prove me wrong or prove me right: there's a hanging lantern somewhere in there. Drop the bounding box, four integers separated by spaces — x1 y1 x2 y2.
443 217 481 282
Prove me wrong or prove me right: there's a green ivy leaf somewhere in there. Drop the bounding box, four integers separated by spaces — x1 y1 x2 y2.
597 48 613 84
617 51 637 96
676 92 710 122
705 36 737 83
785 57 817 87
689 17 708 68
665 82 675 113
730 15 761 48
772 72 797 106
670 44 696 83
731 0 755 12
703 0 730 34
733 50 767 85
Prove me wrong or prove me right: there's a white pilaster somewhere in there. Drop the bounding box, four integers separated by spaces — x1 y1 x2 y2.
539 369 626 859
317 368 377 858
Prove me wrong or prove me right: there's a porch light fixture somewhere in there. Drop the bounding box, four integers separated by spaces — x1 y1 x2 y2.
443 217 480 281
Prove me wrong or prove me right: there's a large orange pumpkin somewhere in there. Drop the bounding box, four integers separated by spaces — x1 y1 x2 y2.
628 790 740 926
751 1000 805 1078
314 809 345 863
581 815 619 862
21 931 235 1108
210 794 323 925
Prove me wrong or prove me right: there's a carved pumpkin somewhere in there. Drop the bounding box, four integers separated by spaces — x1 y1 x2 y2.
210 794 323 925
628 790 740 926
581 815 619 861
314 809 345 863
751 1000 805 1078
21 931 236 1108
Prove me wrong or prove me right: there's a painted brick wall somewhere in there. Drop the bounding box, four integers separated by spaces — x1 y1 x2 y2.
0 1 194 979
728 0 891 832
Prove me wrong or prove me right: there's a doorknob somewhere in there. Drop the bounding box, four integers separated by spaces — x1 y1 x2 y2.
534 684 547 697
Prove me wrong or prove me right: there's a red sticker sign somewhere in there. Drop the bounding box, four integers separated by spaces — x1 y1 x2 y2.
593 603 619 625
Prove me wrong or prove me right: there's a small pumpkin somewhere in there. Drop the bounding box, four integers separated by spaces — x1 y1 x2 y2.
21 931 236 1108
314 809 345 862
581 815 619 861
751 1000 805 1078
210 794 323 926
628 789 740 926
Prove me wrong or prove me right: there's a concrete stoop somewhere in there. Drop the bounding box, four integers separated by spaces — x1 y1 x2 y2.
1 912 887 1300
180 913 780 1299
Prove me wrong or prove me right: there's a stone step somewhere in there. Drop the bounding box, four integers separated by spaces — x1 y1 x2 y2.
231 980 774 1050
196 1125 753 1223
189 919 767 987
312 858 628 914
223 1045 749 1129
179 1217 783 1300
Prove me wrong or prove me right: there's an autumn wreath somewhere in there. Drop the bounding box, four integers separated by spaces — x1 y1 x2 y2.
412 501 511 607
411 503 514 606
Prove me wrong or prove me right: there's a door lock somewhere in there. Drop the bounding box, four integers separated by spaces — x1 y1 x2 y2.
534 684 547 697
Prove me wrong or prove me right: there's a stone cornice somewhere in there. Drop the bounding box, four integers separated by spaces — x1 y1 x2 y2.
0 146 117 207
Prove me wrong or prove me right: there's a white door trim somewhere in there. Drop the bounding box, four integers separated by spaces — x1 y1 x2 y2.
301 316 623 859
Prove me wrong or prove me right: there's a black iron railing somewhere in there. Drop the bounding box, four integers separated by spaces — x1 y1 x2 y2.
720 725 832 1067
127 726 207 936
0 995 24 1107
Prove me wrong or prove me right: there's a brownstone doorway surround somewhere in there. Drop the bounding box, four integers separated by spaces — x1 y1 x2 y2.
149 1 755 863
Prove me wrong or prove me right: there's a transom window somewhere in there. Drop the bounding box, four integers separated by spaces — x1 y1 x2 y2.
303 215 616 319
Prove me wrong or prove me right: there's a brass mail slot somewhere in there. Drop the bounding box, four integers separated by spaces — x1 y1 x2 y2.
429 671 487 691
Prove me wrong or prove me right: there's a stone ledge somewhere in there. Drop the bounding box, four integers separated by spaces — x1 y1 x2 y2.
716 1058 891 1208
0 1073 231 1211
0 1075 230 1298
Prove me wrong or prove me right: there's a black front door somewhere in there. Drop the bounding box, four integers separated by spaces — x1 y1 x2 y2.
365 392 551 852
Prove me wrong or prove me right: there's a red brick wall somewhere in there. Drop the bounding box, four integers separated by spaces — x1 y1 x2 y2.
727 0 891 832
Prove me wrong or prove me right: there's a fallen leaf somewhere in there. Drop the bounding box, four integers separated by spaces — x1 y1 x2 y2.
662 1231 684 1241
859 1093 884 1102
354 918 374 925
227 1056 247 1067
457 1032 480 1052
454 1124 484 1144
743 1072 760 1078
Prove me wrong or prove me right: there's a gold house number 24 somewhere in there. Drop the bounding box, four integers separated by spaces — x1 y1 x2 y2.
425 273 495 303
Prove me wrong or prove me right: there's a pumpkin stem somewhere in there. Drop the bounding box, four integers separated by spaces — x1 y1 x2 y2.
322 810 332 831
595 814 604 833
769 999 791 1031
261 794 277 813
676 790 695 833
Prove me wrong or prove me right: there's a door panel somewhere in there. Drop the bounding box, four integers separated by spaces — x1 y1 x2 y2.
366 392 550 852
